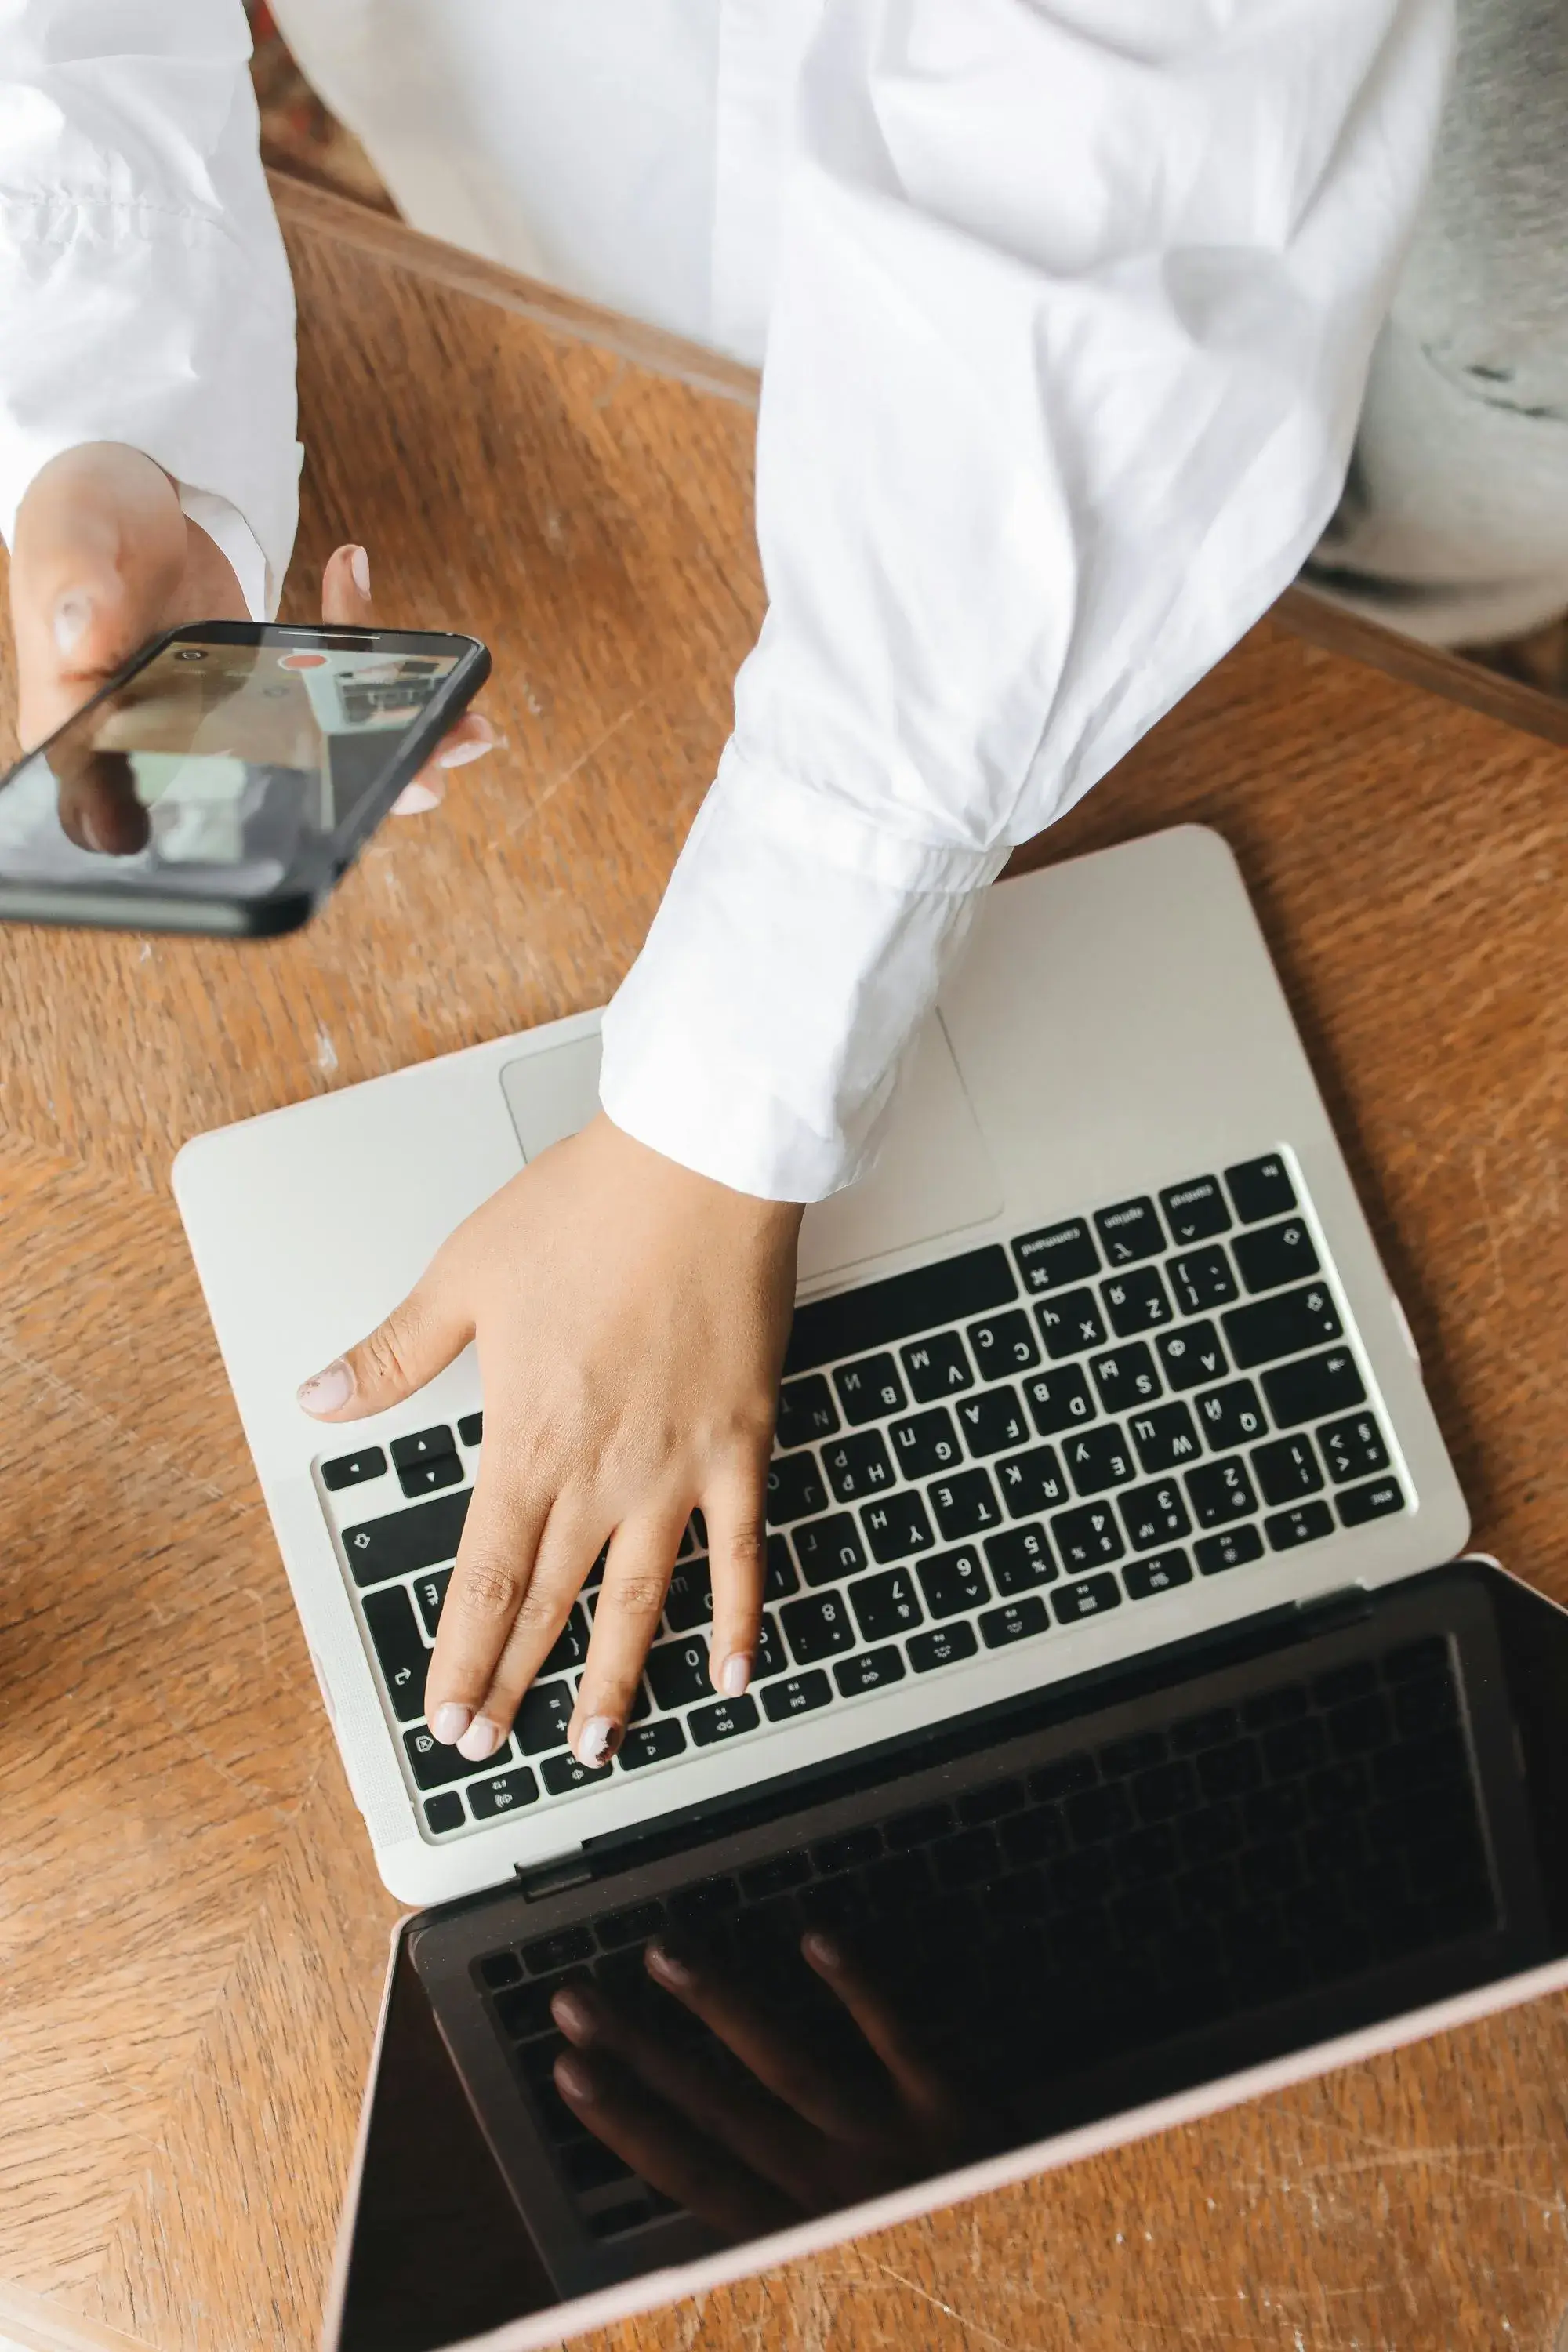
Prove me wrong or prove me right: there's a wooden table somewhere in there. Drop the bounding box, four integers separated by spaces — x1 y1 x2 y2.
3 176 1568 2352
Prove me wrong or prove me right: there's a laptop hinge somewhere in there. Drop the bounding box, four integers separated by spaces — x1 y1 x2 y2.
514 1852 592 1900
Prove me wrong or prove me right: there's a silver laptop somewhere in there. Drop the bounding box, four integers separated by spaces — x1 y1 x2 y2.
176 824 1568 2349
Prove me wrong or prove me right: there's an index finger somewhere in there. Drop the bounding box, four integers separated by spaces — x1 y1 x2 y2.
423 1453 549 1761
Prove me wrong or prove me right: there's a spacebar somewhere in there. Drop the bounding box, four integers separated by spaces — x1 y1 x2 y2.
784 1243 1017 1375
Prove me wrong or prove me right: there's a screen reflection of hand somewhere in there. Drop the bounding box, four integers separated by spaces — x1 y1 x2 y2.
550 1931 989 2242
48 737 150 856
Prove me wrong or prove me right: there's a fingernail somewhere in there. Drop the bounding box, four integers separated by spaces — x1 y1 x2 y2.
349 546 371 598
720 1651 751 1699
392 780 441 814
431 1703 472 1745
457 1715 504 1762
437 735 492 771
551 1986 595 2042
79 809 105 854
646 1940 695 1989
297 1358 354 1413
554 2050 596 2103
803 1930 842 1973
54 593 92 658
574 1715 619 1769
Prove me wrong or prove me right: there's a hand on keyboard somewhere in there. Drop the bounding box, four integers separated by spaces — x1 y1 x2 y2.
299 1112 802 1770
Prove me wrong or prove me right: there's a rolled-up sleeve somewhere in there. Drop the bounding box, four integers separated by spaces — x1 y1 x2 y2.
0 0 299 615
601 0 1453 1201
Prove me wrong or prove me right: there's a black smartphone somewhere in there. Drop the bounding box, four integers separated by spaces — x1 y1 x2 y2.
0 619 491 936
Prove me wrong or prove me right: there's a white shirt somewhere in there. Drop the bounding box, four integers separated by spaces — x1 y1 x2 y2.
0 0 1452 1200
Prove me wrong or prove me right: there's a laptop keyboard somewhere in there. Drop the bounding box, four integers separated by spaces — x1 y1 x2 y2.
316 1149 1407 1838
473 1633 1493 2241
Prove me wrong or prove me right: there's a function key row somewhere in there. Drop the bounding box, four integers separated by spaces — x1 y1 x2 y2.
322 1410 485 1495
1012 1152 1298 1293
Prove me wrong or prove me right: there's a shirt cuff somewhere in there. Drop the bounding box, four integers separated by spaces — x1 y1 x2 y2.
598 742 1006 1202
177 482 276 621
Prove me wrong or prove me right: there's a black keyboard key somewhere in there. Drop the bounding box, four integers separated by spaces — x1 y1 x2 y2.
322 1446 387 1492
980 1596 1050 1648
1320 1412 1390 1484
862 1491 935 1562
1265 1501 1334 1551
515 1680 575 1755
619 1720 688 1770
761 1671 833 1721
786 1246 1015 1375
1128 1400 1202 1473
1233 1217 1319 1294
457 1410 484 1447
918 1546 989 1619
1160 1174 1230 1245
362 1586 430 1722
767 1450 829 1525
1013 1218 1098 1293
1194 1378 1266 1451
1252 1432 1324 1506
541 1603 590 1675
1338 1475 1406 1527
424 1792 463 1834
1064 1424 1136 1495
967 1309 1040 1380
412 1567 452 1639
397 1454 465 1500
1225 1153 1298 1223
775 1373 840 1449
469 1766 540 1819
689 1694 760 1744
885 1801 953 1846
1155 1320 1228 1390
850 1566 924 1640
1024 1363 1097 1436
1100 1265 1173 1336
822 1429 895 1503
909 1621 980 1672
765 1534 799 1602
1052 1572 1122 1624
985 1523 1056 1593
793 1513 867 1588
888 1407 961 1479
956 1386 1029 1457
1035 1287 1107 1359
736 1853 810 1900
995 1444 1068 1518
782 1589 858 1664
754 1613 789 1679
663 1556 713 1632
1052 1501 1125 1572
1090 1343 1160 1414
1094 1196 1164 1266
928 1466 1003 1537
1119 1479 1191 1552
833 1352 906 1426
1168 1247 1238 1316
646 1639 713 1711
900 1329 975 1400
391 1425 458 1470
1225 1282 1342 1371
522 1926 594 1975
1185 1456 1258 1528
1195 1525 1265 1575
1261 1345 1366 1428
343 1489 470 1586
835 1646 906 1697
541 1751 605 1795
405 1724 510 1790
816 1828 883 1875
1123 1548 1192 1599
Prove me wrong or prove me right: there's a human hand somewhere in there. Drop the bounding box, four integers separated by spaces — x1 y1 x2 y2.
548 1931 988 2238
298 1112 804 1769
8 441 492 848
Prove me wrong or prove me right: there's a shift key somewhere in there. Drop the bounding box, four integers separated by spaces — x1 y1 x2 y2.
341 1489 471 1585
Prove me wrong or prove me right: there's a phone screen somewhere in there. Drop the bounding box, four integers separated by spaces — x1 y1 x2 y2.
0 633 464 898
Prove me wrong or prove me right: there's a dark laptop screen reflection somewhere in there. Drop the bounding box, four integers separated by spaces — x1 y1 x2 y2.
337 1563 1564 2352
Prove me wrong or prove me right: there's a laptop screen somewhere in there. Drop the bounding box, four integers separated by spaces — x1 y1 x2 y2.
332 1560 1568 2352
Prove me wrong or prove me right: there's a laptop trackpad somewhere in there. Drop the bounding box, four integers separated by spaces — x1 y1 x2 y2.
499 1019 1004 1282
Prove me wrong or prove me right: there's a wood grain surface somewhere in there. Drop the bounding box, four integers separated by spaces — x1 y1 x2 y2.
2 178 1567 2352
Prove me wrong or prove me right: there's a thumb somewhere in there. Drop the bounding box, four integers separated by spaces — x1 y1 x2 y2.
297 1264 474 1422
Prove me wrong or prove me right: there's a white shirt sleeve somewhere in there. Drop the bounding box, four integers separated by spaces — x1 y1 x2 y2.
601 0 1454 1202
0 0 299 618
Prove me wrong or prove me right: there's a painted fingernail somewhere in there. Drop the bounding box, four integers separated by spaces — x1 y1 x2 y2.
803 1930 842 1973
646 1940 696 1989
296 1358 354 1413
437 735 492 770
457 1715 504 1762
574 1715 619 1769
554 2051 596 2103
391 779 441 815
550 1986 595 2042
54 593 92 658
720 1651 751 1699
349 546 371 598
430 1703 472 1745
